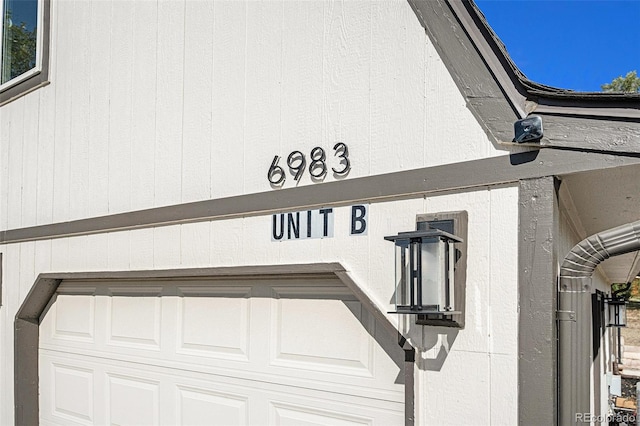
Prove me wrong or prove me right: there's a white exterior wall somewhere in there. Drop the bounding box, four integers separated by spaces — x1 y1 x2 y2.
414 187 519 425
0 0 519 424
0 186 519 425
0 0 507 228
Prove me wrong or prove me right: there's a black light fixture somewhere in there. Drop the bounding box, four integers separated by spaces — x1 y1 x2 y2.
606 282 631 328
606 297 628 328
384 228 463 317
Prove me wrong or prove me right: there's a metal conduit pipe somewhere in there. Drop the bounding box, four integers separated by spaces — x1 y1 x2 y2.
558 220 640 425
560 221 640 281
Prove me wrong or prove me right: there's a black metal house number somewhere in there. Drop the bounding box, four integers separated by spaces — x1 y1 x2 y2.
267 143 351 186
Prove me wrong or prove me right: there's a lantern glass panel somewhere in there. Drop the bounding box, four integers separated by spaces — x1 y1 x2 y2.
421 238 446 311
619 305 627 327
385 227 463 315
394 240 411 311
608 300 627 327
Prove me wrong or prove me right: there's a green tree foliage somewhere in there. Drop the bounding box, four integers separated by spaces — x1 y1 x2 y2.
601 70 640 93
612 282 632 300
1 13 37 84
612 278 640 301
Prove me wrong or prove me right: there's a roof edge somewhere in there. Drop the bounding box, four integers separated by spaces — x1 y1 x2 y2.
461 0 640 117
410 0 640 149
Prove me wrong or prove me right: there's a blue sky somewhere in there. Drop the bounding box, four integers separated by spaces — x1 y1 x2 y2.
6 0 38 30
475 0 640 92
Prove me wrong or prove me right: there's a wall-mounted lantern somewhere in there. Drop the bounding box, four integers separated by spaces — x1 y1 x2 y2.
384 228 463 318
606 297 627 328
607 282 631 328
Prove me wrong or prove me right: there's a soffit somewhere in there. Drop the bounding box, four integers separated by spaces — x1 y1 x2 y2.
561 164 640 283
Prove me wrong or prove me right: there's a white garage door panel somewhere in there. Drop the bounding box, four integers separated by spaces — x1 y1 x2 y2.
271 294 372 375
109 295 162 349
178 386 249 426
177 286 252 361
40 279 404 425
45 363 94 424
40 351 404 426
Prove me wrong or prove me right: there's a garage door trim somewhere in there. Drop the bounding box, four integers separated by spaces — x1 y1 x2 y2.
15 262 414 426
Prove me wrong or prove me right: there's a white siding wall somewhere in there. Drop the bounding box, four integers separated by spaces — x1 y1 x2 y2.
1 0 505 228
0 186 519 425
415 187 520 425
0 0 518 424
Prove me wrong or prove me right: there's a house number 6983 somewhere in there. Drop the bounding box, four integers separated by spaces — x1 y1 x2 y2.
267 143 351 186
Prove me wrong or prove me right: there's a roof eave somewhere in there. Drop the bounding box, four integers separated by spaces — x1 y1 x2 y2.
410 0 640 152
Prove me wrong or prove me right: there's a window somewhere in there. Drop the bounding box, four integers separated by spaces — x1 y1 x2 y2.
0 0 49 104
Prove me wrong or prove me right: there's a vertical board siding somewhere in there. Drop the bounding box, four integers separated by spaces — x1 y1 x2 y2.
21 93 40 227
69 0 91 220
36 80 55 225
488 187 519 425
322 0 372 181
84 233 109 272
130 228 155 270
243 1 283 194
211 0 246 199
180 222 210 267
1 0 503 228
7 99 24 229
210 218 243 266
155 0 185 207
280 1 324 186
423 39 497 167
370 0 425 175
131 1 158 211
0 101 8 230
50 237 70 271
415 187 518 425
87 0 111 218
108 0 135 214
0 187 519 425
0 4 512 420
182 0 214 202
153 226 181 269
52 0 73 223
18 242 36 301
0 245 19 426
107 232 130 270
67 234 89 272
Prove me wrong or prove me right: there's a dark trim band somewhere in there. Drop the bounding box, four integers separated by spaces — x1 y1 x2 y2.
2 149 640 245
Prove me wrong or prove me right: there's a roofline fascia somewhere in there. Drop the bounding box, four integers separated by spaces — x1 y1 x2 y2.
445 0 529 118
452 0 640 120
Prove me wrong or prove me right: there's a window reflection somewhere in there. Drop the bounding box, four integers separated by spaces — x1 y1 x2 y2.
1 0 38 84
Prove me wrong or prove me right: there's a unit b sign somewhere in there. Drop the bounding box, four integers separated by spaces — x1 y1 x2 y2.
272 205 368 241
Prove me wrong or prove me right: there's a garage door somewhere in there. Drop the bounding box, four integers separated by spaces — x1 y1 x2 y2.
39 278 405 425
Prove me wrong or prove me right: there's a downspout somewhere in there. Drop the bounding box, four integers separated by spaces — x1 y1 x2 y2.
558 220 640 425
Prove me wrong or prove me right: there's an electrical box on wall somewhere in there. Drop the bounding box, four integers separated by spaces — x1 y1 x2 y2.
415 211 468 328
